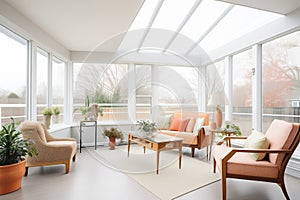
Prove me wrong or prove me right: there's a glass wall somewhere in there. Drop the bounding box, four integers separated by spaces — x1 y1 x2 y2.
73 63 128 122
206 60 225 114
155 66 198 116
262 31 300 131
232 49 253 135
0 26 28 125
136 65 152 120
36 48 48 122
52 56 65 123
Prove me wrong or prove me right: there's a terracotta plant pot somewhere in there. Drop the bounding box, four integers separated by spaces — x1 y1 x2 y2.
0 160 26 195
109 137 116 150
215 111 223 128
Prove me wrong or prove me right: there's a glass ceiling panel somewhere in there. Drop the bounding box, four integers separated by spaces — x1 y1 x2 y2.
199 5 282 52
180 0 229 42
151 0 197 31
129 0 159 30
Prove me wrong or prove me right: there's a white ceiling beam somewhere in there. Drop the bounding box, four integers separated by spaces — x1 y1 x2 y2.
185 4 235 55
162 0 203 53
137 0 165 51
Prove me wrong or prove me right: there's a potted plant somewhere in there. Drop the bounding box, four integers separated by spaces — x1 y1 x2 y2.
136 120 157 138
52 106 60 124
218 121 242 139
103 127 123 150
0 118 38 194
42 107 53 129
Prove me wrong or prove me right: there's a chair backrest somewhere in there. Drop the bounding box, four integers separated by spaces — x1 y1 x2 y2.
173 112 210 126
21 121 47 143
265 119 300 165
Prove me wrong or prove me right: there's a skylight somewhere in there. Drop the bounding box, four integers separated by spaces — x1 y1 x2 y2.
118 0 283 56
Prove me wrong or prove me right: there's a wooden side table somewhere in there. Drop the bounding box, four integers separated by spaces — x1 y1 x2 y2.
208 129 236 160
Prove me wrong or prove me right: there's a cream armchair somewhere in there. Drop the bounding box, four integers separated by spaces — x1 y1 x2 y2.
21 121 77 175
213 119 300 200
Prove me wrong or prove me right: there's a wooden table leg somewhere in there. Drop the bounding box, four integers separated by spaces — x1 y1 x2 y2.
209 132 214 160
143 146 146 154
127 134 131 157
156 150 160 174
179 142 182 169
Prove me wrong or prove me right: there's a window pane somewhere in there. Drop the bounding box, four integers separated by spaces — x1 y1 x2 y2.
180 0 229 42
155 66 198 115
206 60 225 113
136 65 152 120
200 5 281 52
232 49 253 135
52 57 65 123
0 26 27 124
152 0 196 31
36 48 48 122
73 63 128 122
262 31 300 131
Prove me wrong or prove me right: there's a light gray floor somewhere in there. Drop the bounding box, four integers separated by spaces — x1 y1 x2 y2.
2 146 300 200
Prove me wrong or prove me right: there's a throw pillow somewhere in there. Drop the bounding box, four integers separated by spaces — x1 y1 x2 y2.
185 118 196 132
244 130 270 161
193 118 205 135
169 117 181 131
178 118 190 132
156 114 172 130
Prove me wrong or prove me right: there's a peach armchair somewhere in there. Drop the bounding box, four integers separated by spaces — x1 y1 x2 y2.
213 119 300 200
21 121 77 175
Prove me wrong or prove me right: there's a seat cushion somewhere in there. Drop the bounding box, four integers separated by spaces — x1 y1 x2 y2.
159 130 198 145
213 145 279 179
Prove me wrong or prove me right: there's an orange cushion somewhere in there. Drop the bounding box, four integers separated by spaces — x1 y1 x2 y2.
169 117 181 131
185 118 196 132
178 119 190 132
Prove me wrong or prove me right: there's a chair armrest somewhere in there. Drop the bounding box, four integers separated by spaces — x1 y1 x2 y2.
222 148 291 163
216 136 248 146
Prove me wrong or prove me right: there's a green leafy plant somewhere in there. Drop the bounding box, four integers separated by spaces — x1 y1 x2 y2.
52 106 60 115
217 121 242 139
137 120 157 133
103 127 123 140
42 107 53 116
0 118 38 166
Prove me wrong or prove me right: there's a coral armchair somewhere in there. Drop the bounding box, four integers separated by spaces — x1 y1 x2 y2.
213 119 300 200
21 121 77 175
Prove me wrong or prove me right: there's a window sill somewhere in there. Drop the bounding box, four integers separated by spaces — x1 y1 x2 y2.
48 123 71 133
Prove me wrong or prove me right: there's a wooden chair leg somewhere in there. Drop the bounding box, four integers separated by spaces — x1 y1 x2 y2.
222 176 226 200
72 154 76 162
206 146 209 160
24 167 29 176
213 159 216 173
279 180 290 200
191 147 195 157
65 161 70 174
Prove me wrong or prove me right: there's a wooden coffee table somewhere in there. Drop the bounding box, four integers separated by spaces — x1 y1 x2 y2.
127 133 183 174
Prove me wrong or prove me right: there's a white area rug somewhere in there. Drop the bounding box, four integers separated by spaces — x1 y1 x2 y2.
90 145 220 200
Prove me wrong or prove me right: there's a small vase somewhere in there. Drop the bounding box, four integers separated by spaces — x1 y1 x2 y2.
215 112 222 128
53 115 59 124
44 115 51 129
210 121 217 130
109 137 116 150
